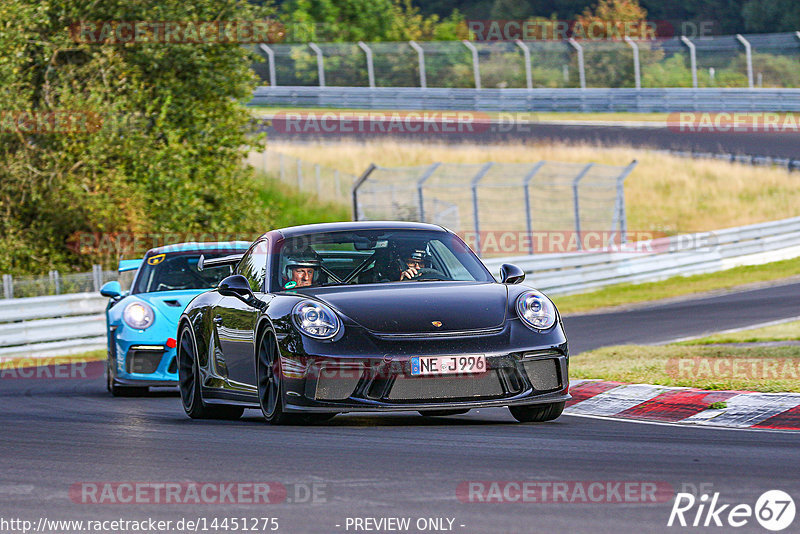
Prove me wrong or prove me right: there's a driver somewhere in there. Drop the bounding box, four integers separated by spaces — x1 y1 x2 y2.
398 248 429 281
284 248 321 288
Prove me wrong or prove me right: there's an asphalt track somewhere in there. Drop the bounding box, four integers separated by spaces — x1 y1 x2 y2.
261 118 800 160
2 282 799 533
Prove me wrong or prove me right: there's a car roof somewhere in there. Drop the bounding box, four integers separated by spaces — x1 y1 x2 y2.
144 241 252 256
272 221 447 239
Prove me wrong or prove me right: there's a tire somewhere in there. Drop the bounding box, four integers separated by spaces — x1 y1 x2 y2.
178 324 243 420
107 355 148 397
509 401 565 423
256 330 306 425
419 409 470 417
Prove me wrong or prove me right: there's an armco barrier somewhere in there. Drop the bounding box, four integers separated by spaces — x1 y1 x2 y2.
250 87 800 113
483 216 800 295
3 217 800 359
0 293 107 360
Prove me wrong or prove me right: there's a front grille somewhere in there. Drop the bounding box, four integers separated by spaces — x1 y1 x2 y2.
388 371 504 400
522 358 561 391
126 349 164 374
314 375 361 401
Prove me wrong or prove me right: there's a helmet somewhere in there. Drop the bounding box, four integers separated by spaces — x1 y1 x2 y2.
283 248 321 283
398 246 429 268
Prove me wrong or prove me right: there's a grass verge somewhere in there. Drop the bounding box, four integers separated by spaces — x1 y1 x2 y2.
571 344 800 393
553 256 800 314
254 170 350 228
0 350 105 367
676 320 800 345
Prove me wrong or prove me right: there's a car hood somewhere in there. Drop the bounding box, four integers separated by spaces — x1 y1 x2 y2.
132 290 208 327
303 282 508 334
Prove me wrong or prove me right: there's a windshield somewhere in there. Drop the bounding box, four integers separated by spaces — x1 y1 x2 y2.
132 251 240 294
271 230 492 291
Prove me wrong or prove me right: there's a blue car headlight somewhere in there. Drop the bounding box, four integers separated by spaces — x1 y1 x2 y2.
515 290 556 330
123 301 155 330
292 300 341 340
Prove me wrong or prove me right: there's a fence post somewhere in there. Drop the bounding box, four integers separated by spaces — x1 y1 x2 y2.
572 163 594 251
2 274 12 299
624 36 641 89
351 164 377 221
522 161 546 255
258 44 277 87
568 38 586 89
358 41 375 88
308 42 325 87
515 40 532 89
470 162 494 257
462 40 481 89
735 34 754 89
409 41 427 88
54 270 61 295
611 160 638 246
416 162 441 222
315 164 322 198
92 264 103 292
681 36 698 88
296 159 303 189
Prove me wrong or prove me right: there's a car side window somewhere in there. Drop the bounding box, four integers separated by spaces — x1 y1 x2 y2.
237 239 268 293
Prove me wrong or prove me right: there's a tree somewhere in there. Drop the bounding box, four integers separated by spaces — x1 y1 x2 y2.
0 0 271 272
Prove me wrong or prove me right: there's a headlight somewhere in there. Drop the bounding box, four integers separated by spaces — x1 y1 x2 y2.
292 300 341 340
515 291 556 330
123 302 155 330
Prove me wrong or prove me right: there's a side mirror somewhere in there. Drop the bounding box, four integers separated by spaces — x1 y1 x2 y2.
500 264 525 285
219 274 254 299
100 281 122 298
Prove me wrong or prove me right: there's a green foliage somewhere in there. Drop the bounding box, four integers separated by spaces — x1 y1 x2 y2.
0 0 273 274
280 0 467 42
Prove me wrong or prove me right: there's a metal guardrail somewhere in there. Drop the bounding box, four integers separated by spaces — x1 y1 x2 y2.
3 217 800 359
483 216 800 295
250 86 800 113
0 293 106 360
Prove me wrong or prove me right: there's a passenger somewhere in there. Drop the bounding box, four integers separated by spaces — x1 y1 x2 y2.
398 248 429 281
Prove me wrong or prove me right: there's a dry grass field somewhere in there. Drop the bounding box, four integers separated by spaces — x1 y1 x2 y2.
267 140 800 235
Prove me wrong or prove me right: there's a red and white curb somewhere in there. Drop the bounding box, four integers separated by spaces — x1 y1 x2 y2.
566 380 800 430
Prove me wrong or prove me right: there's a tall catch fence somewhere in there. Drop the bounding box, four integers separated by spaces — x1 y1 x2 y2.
254 32 800 90
353 160 637 257
246 150 358 205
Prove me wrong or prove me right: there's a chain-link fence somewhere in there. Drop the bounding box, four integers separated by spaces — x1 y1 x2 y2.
354 160 637 257
254 32 800 89
247 150 358 205
0 266 121 299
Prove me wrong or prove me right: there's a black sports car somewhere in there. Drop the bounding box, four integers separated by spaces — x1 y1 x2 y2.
177 221 570 424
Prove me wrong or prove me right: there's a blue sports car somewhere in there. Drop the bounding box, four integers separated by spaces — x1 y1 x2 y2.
100 241 250 396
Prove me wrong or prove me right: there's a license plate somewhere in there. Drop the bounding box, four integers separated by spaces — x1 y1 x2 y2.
410 355 487 376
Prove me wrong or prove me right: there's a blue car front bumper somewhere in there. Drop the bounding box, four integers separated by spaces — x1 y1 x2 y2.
111 327 179 387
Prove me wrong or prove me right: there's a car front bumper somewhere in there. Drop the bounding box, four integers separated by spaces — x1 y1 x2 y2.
279 351 570 413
